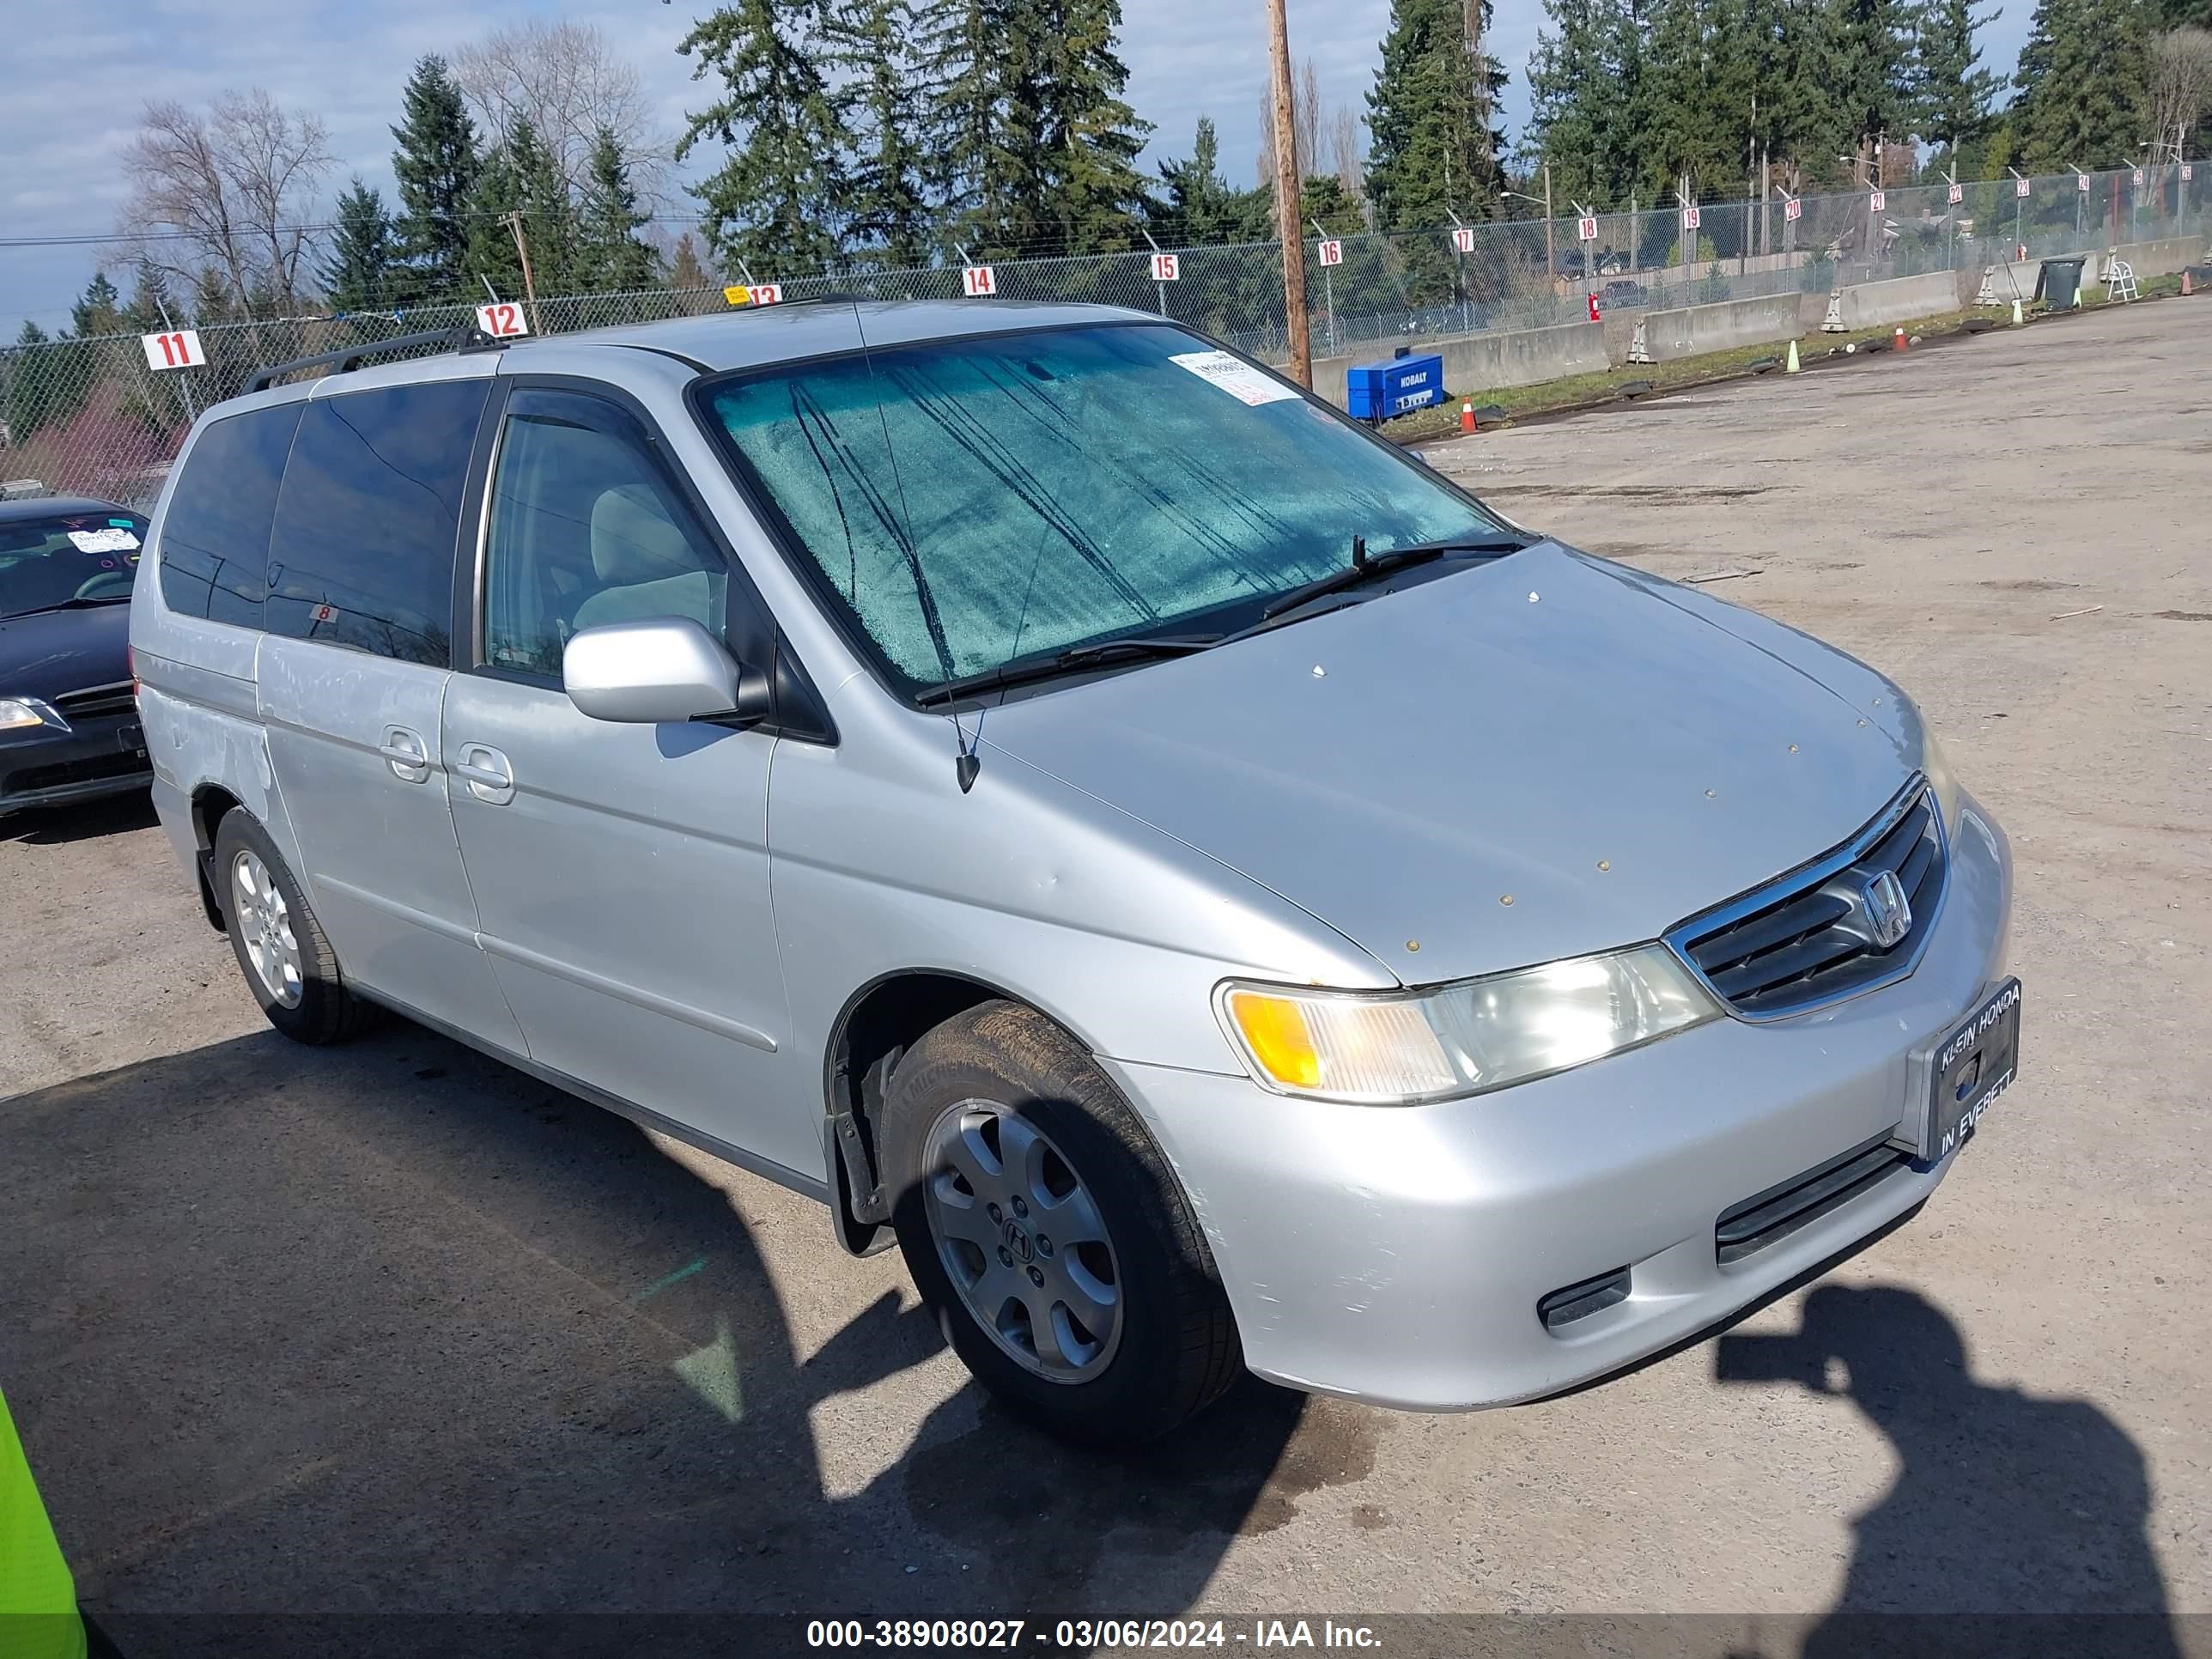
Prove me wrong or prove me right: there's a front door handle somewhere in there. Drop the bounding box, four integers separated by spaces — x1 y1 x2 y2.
453 743 516 805
379 726 431 783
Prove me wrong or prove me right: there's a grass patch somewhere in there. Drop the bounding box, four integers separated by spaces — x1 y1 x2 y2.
1374 304 2021 443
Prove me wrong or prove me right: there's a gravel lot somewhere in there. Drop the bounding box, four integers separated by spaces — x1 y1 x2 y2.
3 298 2206 1656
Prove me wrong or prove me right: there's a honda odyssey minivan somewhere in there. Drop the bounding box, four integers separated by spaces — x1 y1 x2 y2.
131 301 2018 1445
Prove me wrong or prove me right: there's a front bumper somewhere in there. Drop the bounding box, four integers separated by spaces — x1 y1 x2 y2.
1104 793 2013 1411
0 711 151 813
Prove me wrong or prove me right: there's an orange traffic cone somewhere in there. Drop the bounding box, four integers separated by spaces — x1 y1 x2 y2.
1461 400 1476 433
1893 325 1908 351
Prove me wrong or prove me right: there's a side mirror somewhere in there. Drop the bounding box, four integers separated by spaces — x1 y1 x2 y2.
562 617 772 727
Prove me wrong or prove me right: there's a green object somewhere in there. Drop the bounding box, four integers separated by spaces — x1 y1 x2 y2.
0 1389 85 1659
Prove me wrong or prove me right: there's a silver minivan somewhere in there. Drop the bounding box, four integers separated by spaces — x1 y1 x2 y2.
131 301 2018 1445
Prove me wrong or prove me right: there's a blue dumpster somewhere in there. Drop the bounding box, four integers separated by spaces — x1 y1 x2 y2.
1346 353 1444 421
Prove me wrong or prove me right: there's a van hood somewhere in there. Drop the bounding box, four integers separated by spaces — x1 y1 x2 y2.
976 544 1923 985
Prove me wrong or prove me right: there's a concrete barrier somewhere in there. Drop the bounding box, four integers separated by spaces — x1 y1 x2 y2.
2102 235 2207 278
1630 293 1802 362
1831 270 1962 330
1310 320 1608 408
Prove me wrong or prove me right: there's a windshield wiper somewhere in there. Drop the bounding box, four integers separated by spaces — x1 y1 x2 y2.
3 596 129 619
915 634 1221 708
1257 533 1533 623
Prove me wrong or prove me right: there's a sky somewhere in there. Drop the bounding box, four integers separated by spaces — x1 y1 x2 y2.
0 0 2036 337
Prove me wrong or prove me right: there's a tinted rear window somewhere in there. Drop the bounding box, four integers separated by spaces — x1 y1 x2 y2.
264 380 488 665
159 404 302 627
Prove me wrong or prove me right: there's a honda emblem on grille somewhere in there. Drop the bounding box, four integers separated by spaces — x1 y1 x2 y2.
1859 869 1911 949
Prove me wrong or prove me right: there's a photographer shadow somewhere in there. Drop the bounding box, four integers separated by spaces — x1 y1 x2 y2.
1719 1284 2178 1659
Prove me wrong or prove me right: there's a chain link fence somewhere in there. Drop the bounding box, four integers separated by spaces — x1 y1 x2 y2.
4 165 2203 509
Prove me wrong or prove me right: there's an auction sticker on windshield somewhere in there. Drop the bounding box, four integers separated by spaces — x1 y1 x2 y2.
67 527 140 555
1170 349 1301 407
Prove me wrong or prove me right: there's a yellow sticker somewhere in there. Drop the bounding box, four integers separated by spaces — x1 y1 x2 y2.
724 285 752 307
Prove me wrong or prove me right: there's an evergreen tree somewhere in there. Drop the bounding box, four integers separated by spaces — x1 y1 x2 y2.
1366 0 1510 231
465 119 577 300
576 129 659 290
1154 117 1273 243
1526 0 1637 208
678 0 848 275
1827 0 1918 163
2010 0 2151 171
391 55 482 304
916 0 1151 256
9 320 65 442
1912 0 1999 152
121 259 177 334
320 179 400 312
70 272 125 337
1034 0 1154 252
823 0 934 265
665 232 716 291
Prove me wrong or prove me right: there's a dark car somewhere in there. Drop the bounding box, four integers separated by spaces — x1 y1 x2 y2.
1600 278 1649 308
0 495 151 815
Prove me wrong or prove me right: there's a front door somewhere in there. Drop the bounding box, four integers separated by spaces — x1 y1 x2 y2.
442 386 802 1173
255 372 524 1051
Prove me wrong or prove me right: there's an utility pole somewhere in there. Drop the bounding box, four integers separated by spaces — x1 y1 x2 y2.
503 211 541 336
1542 159 1555 279
1264 0 1311 387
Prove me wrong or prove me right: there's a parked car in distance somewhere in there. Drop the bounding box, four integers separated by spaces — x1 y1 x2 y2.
0 496 149 816
132 302 2017 1447
1601 278 1650 308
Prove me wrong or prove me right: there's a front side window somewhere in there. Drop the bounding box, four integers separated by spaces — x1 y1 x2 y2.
158 404 302 628
704 323 1502 696
481 389 726 678
263 380 489 665
0 508 148 619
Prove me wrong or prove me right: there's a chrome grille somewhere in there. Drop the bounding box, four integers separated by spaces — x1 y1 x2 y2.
52 682 137 721
1668 778 1946 1018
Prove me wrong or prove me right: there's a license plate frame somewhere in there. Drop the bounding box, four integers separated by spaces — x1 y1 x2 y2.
1906 977 2021 1161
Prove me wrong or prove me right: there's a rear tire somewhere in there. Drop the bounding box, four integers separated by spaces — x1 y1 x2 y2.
883 1000 1242 1447
211 811 378 1045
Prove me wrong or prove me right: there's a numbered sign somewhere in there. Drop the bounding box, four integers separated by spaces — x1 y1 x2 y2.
139 329 204 371
1317 240 1344 267
962 265 997 297
1451 226 1476 253
1869 191 1885 213
1577 216 1598 243
476 301 529 338
1948 182 1964 205
2132 169 2145 188
2185 165 2196 183
2015 177 2032 198
1784 197 1802 222
723 283 783 307
1150 252 1180 283
1680 204 1701 231
2076 173 2091 192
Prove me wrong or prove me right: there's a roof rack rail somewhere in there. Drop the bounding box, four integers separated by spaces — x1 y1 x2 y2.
245 323 503 395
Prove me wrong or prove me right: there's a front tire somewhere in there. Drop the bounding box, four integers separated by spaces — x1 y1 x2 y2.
211 811 378 1045
883 1000 1242 1447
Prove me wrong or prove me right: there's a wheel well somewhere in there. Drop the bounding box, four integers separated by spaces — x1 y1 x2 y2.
189 784 242 932
824 972 1005 1255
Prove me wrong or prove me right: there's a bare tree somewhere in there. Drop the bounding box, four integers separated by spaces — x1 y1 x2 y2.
453 20 671 204
1329 106 1366 210
1258 58 1334 189
117 91 331 314
2149 28 2212 160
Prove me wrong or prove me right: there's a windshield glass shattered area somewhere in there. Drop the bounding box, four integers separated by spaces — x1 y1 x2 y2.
0 512 146 618
706 323 1501 696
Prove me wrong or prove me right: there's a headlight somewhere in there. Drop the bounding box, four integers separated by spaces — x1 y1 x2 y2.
1920 727 1961 827
1218 945 1722 1104
0 698 54 732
